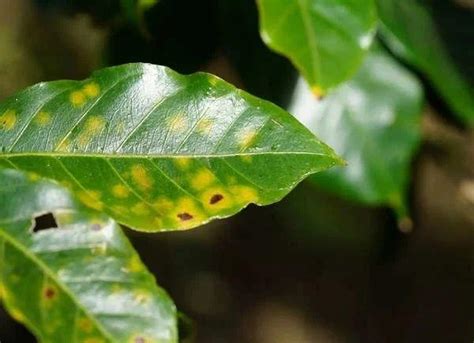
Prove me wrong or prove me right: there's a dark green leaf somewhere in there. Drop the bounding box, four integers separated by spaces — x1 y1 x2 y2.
0 169 177 342
290 48 423 218
377 0 474 126
257 0 377 94
0 63 342 232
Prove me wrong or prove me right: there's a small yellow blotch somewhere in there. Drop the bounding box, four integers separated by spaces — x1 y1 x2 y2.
83 82 100 98
197 118 213 135
0 284 7 300
127 255 143 273
173 197 205 229
236 128 257 149
112 184 130 199
174 157 191 170
34 111 51 126
77 116 106 148
131 202 151 216
131 164 154 191
56 138 71 152
152 196 174 215
27 172 40 181
70 90 86 107
134 290 151 304
200 187 233 212
0 109 17 131
91 242 107 255
168 114 187 133
311 85 324 99
111 205 129 215
240 155 253 163
190 168 216 191
77 317 94 333
230 185 259 204
78 190 104 211
83 338 106 343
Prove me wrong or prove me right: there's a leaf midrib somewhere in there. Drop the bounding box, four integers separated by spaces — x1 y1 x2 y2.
2 151 334 159
0 228 115 343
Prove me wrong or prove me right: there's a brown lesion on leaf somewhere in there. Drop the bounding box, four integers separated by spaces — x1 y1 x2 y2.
44 286 56 300
177 212 193 221
209 193 224 205
134 337 146 343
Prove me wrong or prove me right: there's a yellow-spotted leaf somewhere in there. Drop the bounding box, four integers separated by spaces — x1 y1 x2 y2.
0 63 342 232
258 0 377 94
0 169 177 342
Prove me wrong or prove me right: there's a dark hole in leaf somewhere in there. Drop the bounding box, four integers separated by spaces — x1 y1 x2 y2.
33 213 58 233
177 212 193 221
209 194 224 204
44 287 56 299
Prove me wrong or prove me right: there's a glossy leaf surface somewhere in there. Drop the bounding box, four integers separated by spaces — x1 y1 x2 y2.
0 169 177 342
290 48 423 217
258 0 377 94
0 63 342 232
377 0 474 126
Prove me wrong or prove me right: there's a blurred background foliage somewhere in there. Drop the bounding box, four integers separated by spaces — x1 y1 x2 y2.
0 0 473 342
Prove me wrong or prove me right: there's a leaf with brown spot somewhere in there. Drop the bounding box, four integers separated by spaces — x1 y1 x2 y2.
0 63 342 232
0 169 177 342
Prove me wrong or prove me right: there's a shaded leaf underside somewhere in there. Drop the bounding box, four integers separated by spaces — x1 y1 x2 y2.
0 63 341 232
0 169 177 343
290 47 422 218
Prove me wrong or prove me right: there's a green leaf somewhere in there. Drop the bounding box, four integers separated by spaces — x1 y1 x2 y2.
0 63 342 232
290 47 423 218
0 168 177 342
257 0 377 94
377 0 474 126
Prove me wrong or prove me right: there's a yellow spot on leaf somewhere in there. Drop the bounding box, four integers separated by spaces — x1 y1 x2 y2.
83 82 100 97
112 184 130 198
152 196 174 215
77 116 105 148
201 187 233 212
91 242 107 255
34 111 51 126
131 202 151 216
237 128 257 149
131 164 154 191
70 90 86 107
83 338 105 343
78 190 104 211
0 109 17 131
56 138 71 152
240 155 253 163
230 185 259 204
127 255 143 273
311 85 324 99
77 317 94 333
191 168 216 191
174 157 191 170
27 172 40 181
168 114 187 133
134 290 151 304
197 118 213 135
173 197 205 229
0 284 7 300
